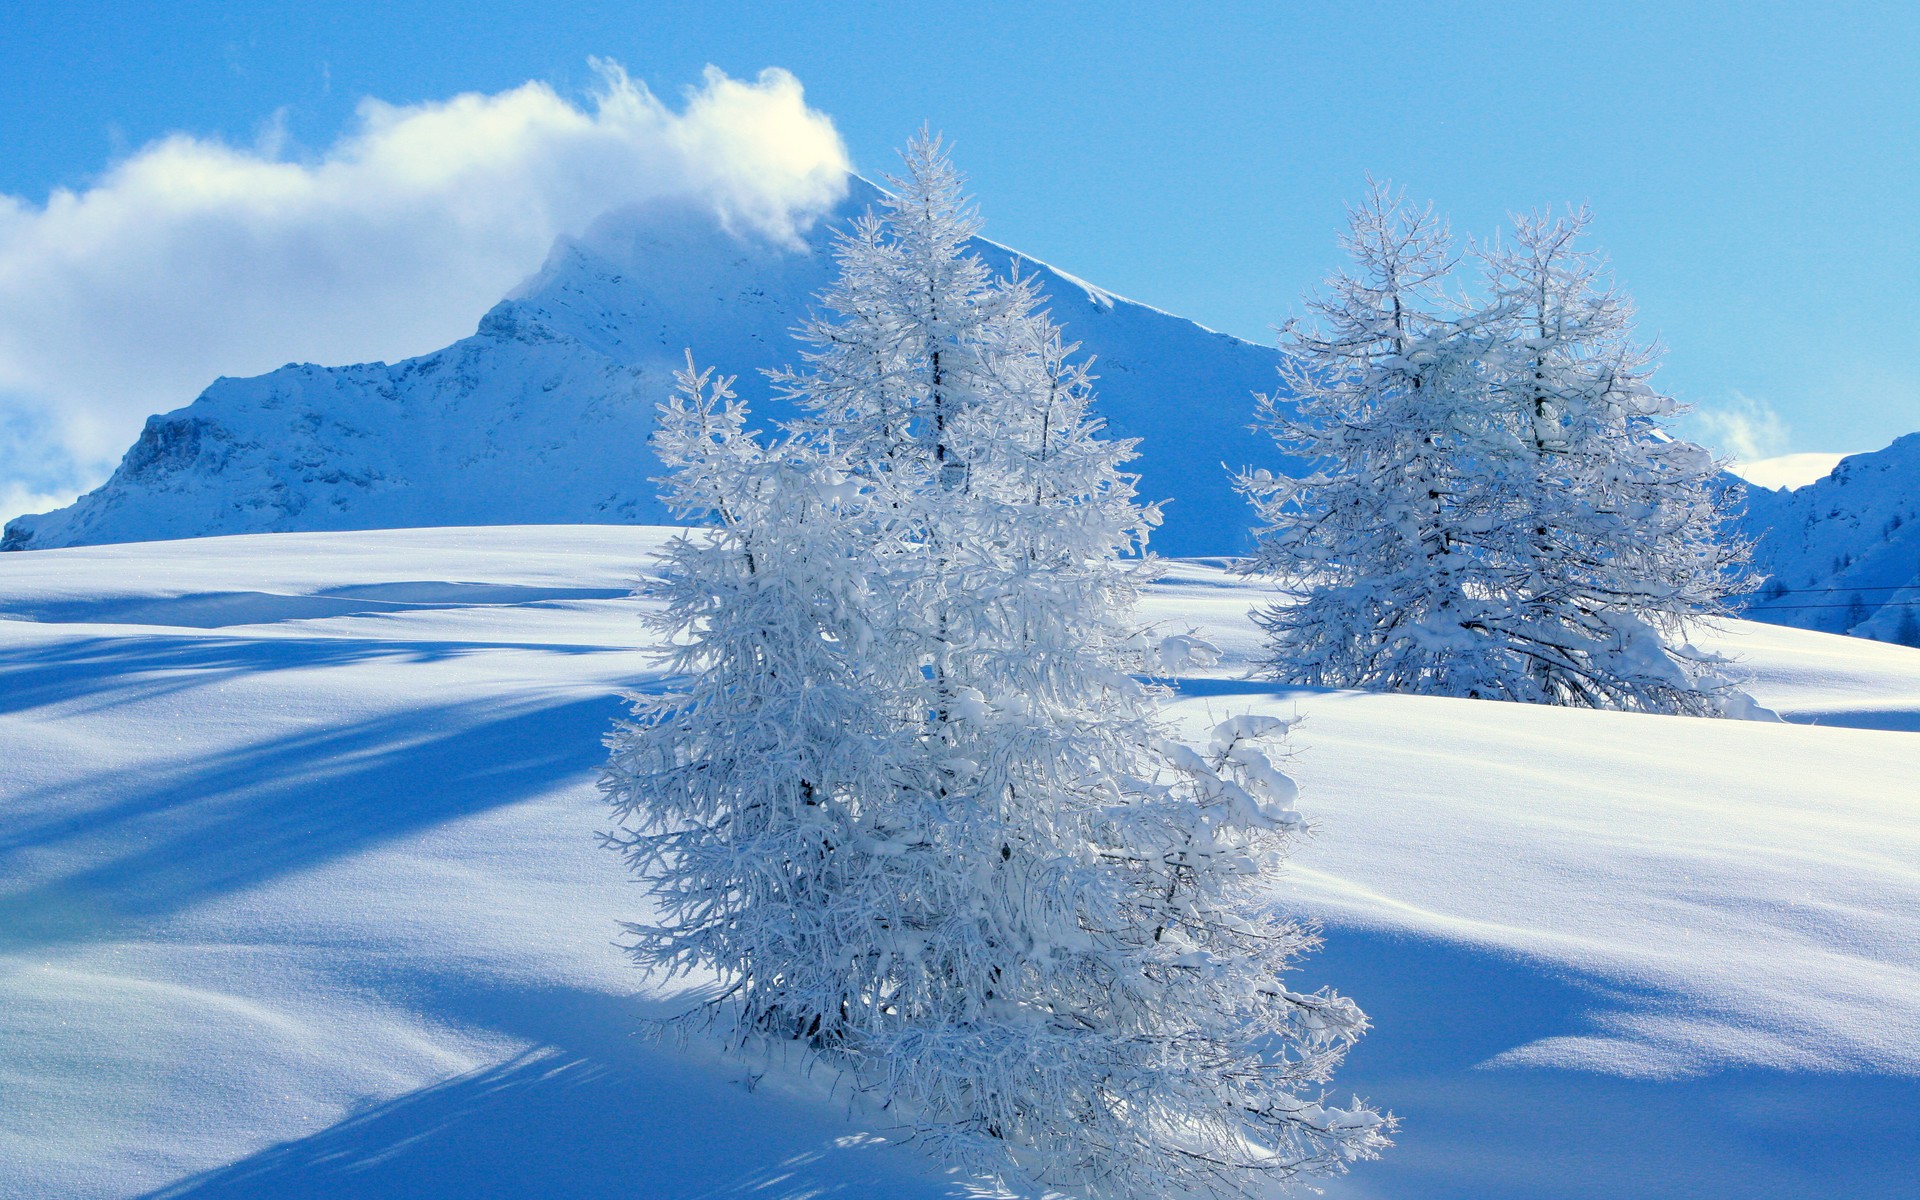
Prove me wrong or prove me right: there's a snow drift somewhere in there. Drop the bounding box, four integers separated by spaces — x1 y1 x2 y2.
2 526 1916 1198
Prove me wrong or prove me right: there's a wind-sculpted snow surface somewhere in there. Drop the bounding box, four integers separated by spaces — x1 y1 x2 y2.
1737 432 1920 644
1 526 1916 1198
2 180 1280 558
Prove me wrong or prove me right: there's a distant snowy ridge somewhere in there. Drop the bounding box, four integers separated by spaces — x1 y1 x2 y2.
1735 432 1920 644
1729 451 1850 491
2 179 1281 558
12 176 1918 647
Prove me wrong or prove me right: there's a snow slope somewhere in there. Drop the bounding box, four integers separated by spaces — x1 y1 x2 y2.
2 526 1916 1199
1737 432 1920 644
1729 452 1850 492
1 181 1281 559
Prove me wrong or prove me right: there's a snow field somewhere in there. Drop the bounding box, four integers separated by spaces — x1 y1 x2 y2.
1 526 1916 1198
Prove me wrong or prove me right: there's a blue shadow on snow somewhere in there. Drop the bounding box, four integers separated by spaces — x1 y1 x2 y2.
140 980 975 1200
0 581 633 629
0 634 634 950
1295 926 1920 1200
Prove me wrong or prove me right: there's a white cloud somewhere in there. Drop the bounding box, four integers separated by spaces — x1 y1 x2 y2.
0 480 76 526
0 62 849 519
1687 390 1790 463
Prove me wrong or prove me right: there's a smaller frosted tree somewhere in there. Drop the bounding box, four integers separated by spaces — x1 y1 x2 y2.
1472 208 1752 714
1237 181 1516 695
1241 188 1753 715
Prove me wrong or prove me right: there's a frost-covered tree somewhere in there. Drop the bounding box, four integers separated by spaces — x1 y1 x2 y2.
605 134 1390 1198
1236 181 1518 695
602 356 912 1045
1240 186 1751 715
1472 208 1752 714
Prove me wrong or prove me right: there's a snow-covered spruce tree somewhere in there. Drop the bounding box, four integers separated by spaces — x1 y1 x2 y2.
1236 181 1520 696
602 355 921 1045
1240 187 1751 714
606 134 1390 1197
1471 208 1752 714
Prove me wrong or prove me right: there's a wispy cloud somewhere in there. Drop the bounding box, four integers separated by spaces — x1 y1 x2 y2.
1688 391 1791 463
0 62 850 520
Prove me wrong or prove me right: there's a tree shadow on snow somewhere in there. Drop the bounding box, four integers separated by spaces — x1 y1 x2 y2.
1776 707 1920 733
1174 676 1920 734
0 632 619 718
1170 678 1335 701
139 931 1920 1200
0 582 634 629
0 639 631 949
140 982 978 1200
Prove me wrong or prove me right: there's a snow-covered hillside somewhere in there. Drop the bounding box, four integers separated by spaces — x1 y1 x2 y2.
3 526 1915 1199
0 181 1281 558
1737 432 1920 644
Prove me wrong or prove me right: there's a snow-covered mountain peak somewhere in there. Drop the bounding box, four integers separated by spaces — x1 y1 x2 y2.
483 193 838 375
4 181 1281 555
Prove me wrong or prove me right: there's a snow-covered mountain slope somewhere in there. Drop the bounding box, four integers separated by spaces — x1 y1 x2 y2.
3 526 1915 1199
1736 432 1920 644
1 181 1281 558
1728 451 1849 491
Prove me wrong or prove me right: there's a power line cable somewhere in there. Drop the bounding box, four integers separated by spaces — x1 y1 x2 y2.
1742 599 1920 612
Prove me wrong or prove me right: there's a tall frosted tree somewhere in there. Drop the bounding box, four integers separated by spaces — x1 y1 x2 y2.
1240 186 1751 714
605 133 1390 1198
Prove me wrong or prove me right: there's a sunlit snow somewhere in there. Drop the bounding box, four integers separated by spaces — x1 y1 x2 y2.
3 527 1916 1198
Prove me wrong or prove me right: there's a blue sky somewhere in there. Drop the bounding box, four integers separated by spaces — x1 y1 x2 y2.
3 0 1916 506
